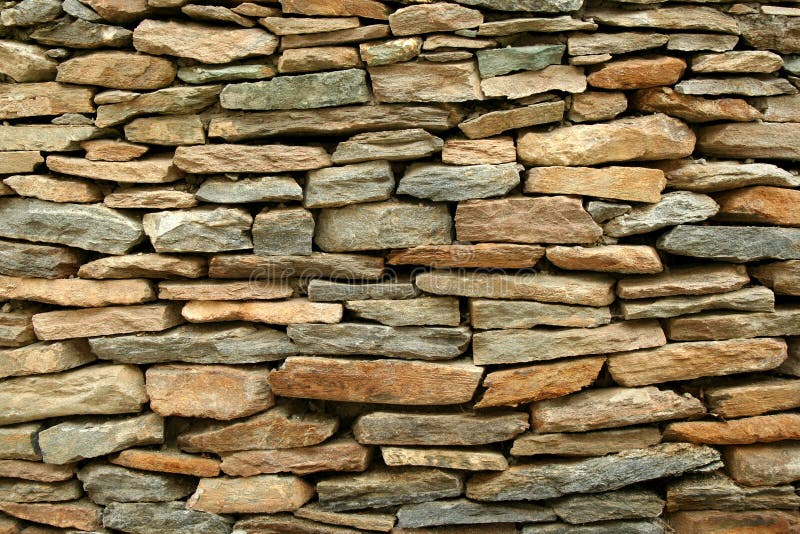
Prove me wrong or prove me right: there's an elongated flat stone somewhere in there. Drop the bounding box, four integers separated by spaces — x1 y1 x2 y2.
0 479 82 503
632 87 762 123
442 137 516 165
714 186 800 227
481 65 586 99
479 16 596 35
0 82 93 120
95 85 221 127
260 16 359 35
208 252 384 280
360 37 421 67
178 63 274 84
458 101 564 138
183 300 341 326
667 471 799 511
56 51 175 89
269 357 482 405
668 509 800 533
78 254 205 279
525 166 665 203
388 244 544 269
331 129 442 164
588 55 686 90
476 44 564 78
370 61 483 103
617 264 749 299
755 94 800 122
253 206 313 256
33 303 183 340
0 125 107 151
705 378 800 419
725 442 800 486
0 459 73 482
619 286 776 320
305 161 394 208
0 499 102 531
569 91 628 123
0 340 95 379
77 462 195 505
38 413 164 464
281 24 390 49
532 386 705 433
174 144 331 173
234 514 381 534
467 443 720 502
568 32 668 56
0 275 153 307
345 297 460 327
0 39 57 82
666 306 800 341
110 449 221 478
281 0 390 19
4 173 103 203
30 17 133 48
308 279 418 301
389 3 482 35
382 447 508 472
124 115 205 146
587 7 739 34
187 474 314 514
196 175 301 204
470 299 610 329
398 162 519 201
668 33 739 52
697 122 800 160
103 502 232 534
664 413 800 445
398 499 555 528
546 245 663 274
143 206 252 253
220 437 371 476
604 191 718 237
659 160 800 193
692 51 783 74
511 427 662 457
295 503 395 532
0 151 43 174
657 225 800 262
676 76 796 97
552 489 665 524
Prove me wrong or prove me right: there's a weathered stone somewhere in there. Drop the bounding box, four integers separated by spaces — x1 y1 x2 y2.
0 340 94 379
177 404 336 454
38 413 163 464
370 61 483 104
0 304 38 348
281 0 389 19
663 161 800 194
587 7 739 34
568 32 668 56
281 24 390 49
196 176 299 204
389 4 481 35
714 186 800 227
481 65 585 99
259 16 357 35
0 499 101 531
669 510 800 533
568 91 627 123
518 114 695 166
174 144 331 174
0 124 108 152
382 447 507 472
692 51 783 74
81 139 147 162
453 0 582 12
209 252 384 280
0 478 81 502
618 264 749 300
295 503 395 533
182 299 341 325
752 260 800 296
344 297 460 327
533 386 705 433
552 489 665 524
277 46 360 74
467 443 720 502
110 449 220 478
0 240 83 280
308 279 418 301
698 123 800 161
587 55 686 90
81 0 150 23
360 37 421 67
704 379 800 420
459 101 564 139
124 115 205 146
102 501 232 534
3 174 100 204
143 206 252 253
526 166 664 204
604 191 718 237
95 85 221 127
546 245 663 274
318 467 463 512
659 225 800 262
586 200 631 223
182 3 254 25
479 16 596 35
441 137 515 165
103 186 195 209
77 462 194 505
470 299 610 330
221 437 370 476
304 161 394 208
186 474 314 514
676 76 797 97
0 459 73 482
0 424 41 461
32 303 183 340
79 254 205 280
389 244 543 269
0 0 59 26
476 44 563 79
398 162 519 201
178 63 274 84
398 499 554 528
252 207 313 256
620 286 775 320
667 471 799 512
0 39 56 82
269 356 482 405
233 514 370 534
511 427 662 457
56 51 174 89
666 305 800 341
0 83 92 120
0 151 43 174
753 94 800 123
332 129 442 164
668 33 738 52
664 413 800 445
30 18 131 49
45 154 182 185
725 442 800 486
740 14 800 53
632 87 762 123
474 320 664 365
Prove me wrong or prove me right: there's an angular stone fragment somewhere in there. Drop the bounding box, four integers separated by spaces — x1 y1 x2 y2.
0 478 81 502
511 427 662 457
38 413 163 464
82 0 150 23
33 303 183 341
102 501 232 534
209 252 384 280
588 55 686 90
370 61 483 103
0 459 73 482
546 245 663 274
752 260 800 296
269 357 482 405
0 240 83 279
632 87 762 123
481 65 586 99
187 474 314 514
676 76 797 97
0 82 93 120
0 424 42 461
604 191 719 237
389 244 543 269
281 24 390 49
197 175 301 204
552 489 665 524
706 379 800 420
0 499 101 531
468 443 720 502
253 207 313 256
0 340 94 379
725 442 800 486
56 51 174 89
0 40 56 82
182 3 254 26
95 85 221 127
3 174 101 203
278 46 361 74
318 467 463 512
178 63 275 84
568 32 668 56
664 413 800 445
360 37 421 67
667 471 799 512
441 137 515 165
308 279 418 301
30 18 133 49
587 7 739 34
0 151 43 174
234 514 374 534
692 51 783 74
458 101 564 139
304 161 394 208
345 297 460 327
526 166 665 204
79 253 206 279
533 386 705 433
332 129 442 164
398 499 554 528
658 226 800 262
714 186 800 227
382 447 507 472
221 437 370 476
175 144 331 173
0 125 108 152
81 139 148 161
618 264 748 300
110 449 220 478
0 304 38 348
77 462 194 505
620 287 775 321
389 4 482 35
398 162 519 201
476 44 564 78
568 91 627 123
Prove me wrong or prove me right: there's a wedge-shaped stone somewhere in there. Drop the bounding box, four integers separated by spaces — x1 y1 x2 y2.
221 69 369 111
518 114 695 166
125 115 205 146
0 364 147 425
692 51 783 73
287 323 470 360
56 51 175 89
0 340 94 379
511 427 662 457
33 303 183 340
95 85 221 127
0 459 73 482
705 379 800 419
0 275 153 307
398 498 555 528
442 137 516 165
676 76 796 97
295 503 395 532
146 364 273 420
664 413 800 445
188 474 314 514
104 187 197 210
316 201 451 252
0 499 101 531
477 357 605 408
667 306 800 341
370 61 483 103
0 304 37 348
467 443 720 502
474 320 665 366
669 509 800 533
458 101 564 138
39 413 163 464
398 162 519 201
143 206 253 253
209 252 384 280
177 404 338 453
3 173 102 203
103 502 232 534
318 467 464 512
568 32 668 56
174 144 331 174
667 471 799 512
305 161 394 208
110 449 220 478
183 299 341 325
617 264 749 299
525 166 665 203
552 489 665 525
481 65 585 99
659 160 800 193
0 479 82 503
389 3 482 35
197 175 302 204
253 207 313 256
345 297 460 327
698 122 800 160
609 338 787 386
479 16 596 35
353 411 528 446
360 37 421 67
133 20 278 64
0 124 107 152
587 7 739 34
269 357 482 405
532 386 705 433
0 423 42 461
658 226 800 262
389 244 544 269
632 87 762 123
417 270 615 306
714 186 800 227
725 442 800 486
79 253 206 279
221 437 371 476
77 462 195 505
470 299 611 329
308 278 418 301
282 0 390 19
0 151 43 174
569 91 628 122
0 82 93 120
755 94 800 122
455 196 601 244
260 16 359 35
382 447 507 472
477 44 564 78
0 40 56 82
587 55 686 90
82 139 149 161
546 246 663 274
331 129 442 164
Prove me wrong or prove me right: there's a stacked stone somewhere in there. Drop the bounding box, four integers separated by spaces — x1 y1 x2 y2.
1 0 800 532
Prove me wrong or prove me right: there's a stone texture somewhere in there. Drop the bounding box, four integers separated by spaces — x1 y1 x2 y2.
587 55 686 90
95 85 221 127
308 279 418 301
568 32 668 56
398 162 519 201
632 87 762 122
79 253 206 279
666 471 799 511
110 449 221 478
382 447 508 472
551 489 665 524
0 340 95 379
280 24 391 49
481 65 586 99
56 51 175 89
0 500 102 531
0 124 107 152
0 479 81 502
546 245 663 274
441 137 516 165
660 160 800 193
77 462 195 504
281 0 390 19
0 82 93 120
332 129 442 164
220 437 371 476
0 424 42 461
619 286 775 320
268 356 482 405
389 4 482 35
208 252 384 280
725 442 800 486
279 46 361 73
253 207 313 256
187 474 314 514
657 225 800 262
389 244 544 269
740 14 800 53
0 459 73 482
397 499 555 528
525 166 665 203
755 94 800 122
143 206 252 253
511 427 662 457
587 7 739 34
46 154 182 184
370 61 483 103
260 16 359 35
0 40 57 82
305 161 394 208
604 191 719 237
663 413 800 445
476 44 564 78
104 187 200 210
0 151 43 174
0 305 38 348
617 264 749 299
178 63 275 84
752 260 800 296
32 302 183 340
3 174 102 203
102 502 232 534
668 33 739 52
360 37 421 67
197 175 302 204
666 305 800 341
459 101 564 138
668 510 800 533
0 240 83 279
479 16 596 35
174 144 330 173
125 115 205 146
470 299 610 329
676 76 797 97
569 91 628 122
82 139 148 161
692 51 783 73
714 186 800 226
344 297 460 327
295 503 395 532
0 276 155 307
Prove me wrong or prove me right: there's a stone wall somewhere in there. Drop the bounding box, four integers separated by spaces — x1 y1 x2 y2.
1 0 800 532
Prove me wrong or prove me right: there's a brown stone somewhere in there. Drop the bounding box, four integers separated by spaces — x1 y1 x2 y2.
568 91 628 123
481 65 586 99
382 447 507 472
725 442 800 486
32 302 183 340
0 152 43 174
278 47 361 73
587 55 686 90
632 87 762 122
3 174 102 203
705 379 800 419
220 437 371 476
666 471 800 512
0 83 93 120
387 244 544 269
0 423 42 461
469 299 611 329
546 245 663 274
295 503 396 532
174 144 331 173
78 253 207 279
714 186 800 226
0 461 73 482
0 305 38 348
697 122 800 160
663 414 800 445
208 252 384 280
525 166 666 203
511 427 662 457
187 474 315 514
370 61 483 103
692 51 784 73
665 305 800 341
182 299 342 325
617 264 749 299
281 25 390 49
668 510 800 534
104 185 199 209
110 449 220 478
458 101 564 138
0 340 95 379
268 357 483 405
532 386 706 433
0 276 154 307
441 137 516 165
752 260 800 296
46 154 182 184
81 139 148 162
0 478 80 503
158 279 292 301
389 4 482 35
0 500 101 531
125 115 206 146
281 0 390 19
0 40 57 83
56 51 175 90
477 357 605 408
260 16 359 35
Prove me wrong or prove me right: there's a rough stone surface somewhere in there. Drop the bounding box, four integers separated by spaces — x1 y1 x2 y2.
619 286 775 320
657 225 800 262
526 166 665 203
666 471 799 511
459 101 564 138
632 87 762 122
56 51 176 89
110 449 221 478
174 144 331 174
587 55 686 90
187 474 314 514
663 413 800 445
551 489 665 524
331 129 442 164
0 340 95 379
511 427 662 457
102 502 232 534
382 447 508 472
546 245 663 274
389 243 544 269
398 162 519 201
617 264 749 299
143 206 253 253
220 437 371 476
32 303 183 340
397 499 555 528
95 85 221 127
77 462 195 505
481 65 586 99
369 61 483 103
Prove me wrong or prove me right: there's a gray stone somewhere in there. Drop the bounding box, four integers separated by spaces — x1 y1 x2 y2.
305 161 395 208
331 129 443 164
398 498 556 528
604 191 719 238
587 201 631 223
664 305 800 341
315 201 452 252
287 323 471 360
659 160 800 192
676 76 797 97
666 472 800 512
345 297 461 327
657 225 800 262
0 340 95 379
511 428 662 458
397 162 519 201
196 176 302 203
696 122 800 160
369 61 484 103
62 0 102 21
551 489 665 524
0 40 57 82
78 463 195 505
478 16 597 36
668 33 738 52
469 299 611 329
476 44 564 78
359 37 421 66
568 32 668 56
103 501 233 534
740 14 800 54
523 520 666 534
0 125 107 152
0 198 143 254
587 7 739 34
30 18 132 49
89 323 297 364
178 63 275 84
221 69 369 110
0 479 81 503
308 279 419 301
754 94 800 122
208 252 384 280
785 55 800 75
453 0 583 13
38 413 164 465
0 304 38 348
0 0 61 26
143 206 253 253
467 443 721 502
96 85 221 128
253 207 313 256
620 287 775 320
0 239 84 278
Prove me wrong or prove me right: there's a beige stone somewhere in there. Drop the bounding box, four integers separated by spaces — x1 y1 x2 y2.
125 115 206 146
0 499 101 531
382 447 507 472
442 137 516 165
78 253 206 279
469 298 611 329
724 442 800 486
0 40 57 83
481 65 586 99
568 91 627 122
95 85 221 128
546 245 663 274
0 83 93 120
586 7 740 34
588 55 686 90
295 503 395 532
110 449 220 477
158 279 291 301
389 3 482 35
0 460 74 482
3 174 102 203
458 101 564 139
187 474 315 514
511 427 662 457
697 122 800 160
32 302 183 340
664 413 800 445
0 152 43 174
752 260 800 296
706 379 800 419
208 252 385 280
260 16 359 35
714 186 800 227
617 264 749 299
665 305 800 341
370 61 483 103
81 139 148 162
0 340 95 379
668 510 800 534
104 185 198 209
278 46 361 73
56 51 175 90
692 51 783 73
388 244 544 269
281 25 390 49
525 166 666 203
632 87 762 122
174 144 331 173
220 438 371 476
46 154 182 184
0 276 154 307
182 299 343 325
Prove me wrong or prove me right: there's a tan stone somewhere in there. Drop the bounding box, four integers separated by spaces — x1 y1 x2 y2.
477 356 605 408
511 427 662 457
666 471 799 512
389 4 482 35
83 0 151 22
260 16 359 35
281 0 390 19
706 379 800 419
0 340 95 379
665 413 800 445
3 174 102 203
441 137 515 165
382 447 507 472
295 503 396 532
608 337 788 386
632 87 762 122
525 166 666 203
32 303 183 340
158 279 292 301
281 24 390 49
568 91 627 122
56 51 175 90
0 83 93 120
79 253 206 279
125 115 205 146
481 65 586 99
0 276 154 307
532 386 706 433
174 144 331 173
754 94 800 123
586 7 740 34
469 299 611 329
81 139 148 162
110 449 220 478
182 4 255 26
568 32 669 56
46 154 182 184
0 152 43 175
208 252 385 280
0 40 57 83
714 186 800 227
617 264 750 299
518 113 696 166
665 305 800 341
588 55 686 90
187 474 314 514
479 16 597 36
370 61 483 103
546 245 663 274
182 299 343 325
104 185 198 209
458 101 564 139
751 260 800 296
95 85 221 128
697 122 800 160
278 46 361 73
220 438 371 476
0 460 73 482
268 356 482 405
692 51 783 73
359 37 421 67
344 297 460 327
724 442 800 486
0 304 38 348
0 423 42 461
0 499 101 531
668 510 800 534
387 244 544 269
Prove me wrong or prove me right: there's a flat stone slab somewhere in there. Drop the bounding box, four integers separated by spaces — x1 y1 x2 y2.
657 225 800 262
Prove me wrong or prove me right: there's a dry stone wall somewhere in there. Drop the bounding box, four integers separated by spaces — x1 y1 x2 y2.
0 0 800 532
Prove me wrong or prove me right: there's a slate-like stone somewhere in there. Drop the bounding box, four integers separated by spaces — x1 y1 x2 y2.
692 51 783 73
56 51 175 89
663 413 800 445
459 101 564 139
360 37 421 66
752 260 800 296
389 3 482 35
398 499 555 528
657 225 800 262
331 129 442 164
282 0 390 19
95 85 221 127
0 151 44 174
3 173 103 203
619 286 775 320
470 299 610 329
0 499 102 531
740 13 800 53
124 115 205 146
30 18 132 48
568 32 668 56
0 304 38 348
345 297 460 327
668 33 739 52
260 16 359 35
187 474 314 514
453 0 583 13
526 166 665 203
0 423 42 461
658 160 800 193
587 7 739 34
675 76 796 97
369 61 483 103
0 459 74 482
697 122 800 160
546 245 663 274
665 305 800 341
604 191 719 237
0 124 108 152
442 136 516 165
0 340 95 379
47 154 182 184
478 16 597 35
182 299 341 325
398 162 519 201
102 502 232 534
587 55 686 90
78 254 205 280
278 46 358 73
197 175 302 204
308 278 418 301
0 239 83 279
0 478 81 503
305 161 394 208
668 509 800 533
208 252 384 280
666 471 800 511
481 65 586 99
178 63 275 84
280 24 391 49
714 186 800 227
174 144 331 173
569 91 628 123
77 462 195 505
632 87 762 123
143 206 253 253
382 447 508 472
552 489 665 524
755 94 800 122
0 39 56 82
110 449 221 478
511 427 662 457
220 437 371 476
476 44 564 78
389 244 544 269
253 207 313 256
0 82 93 120
32 302 183 340
725 441 800 486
